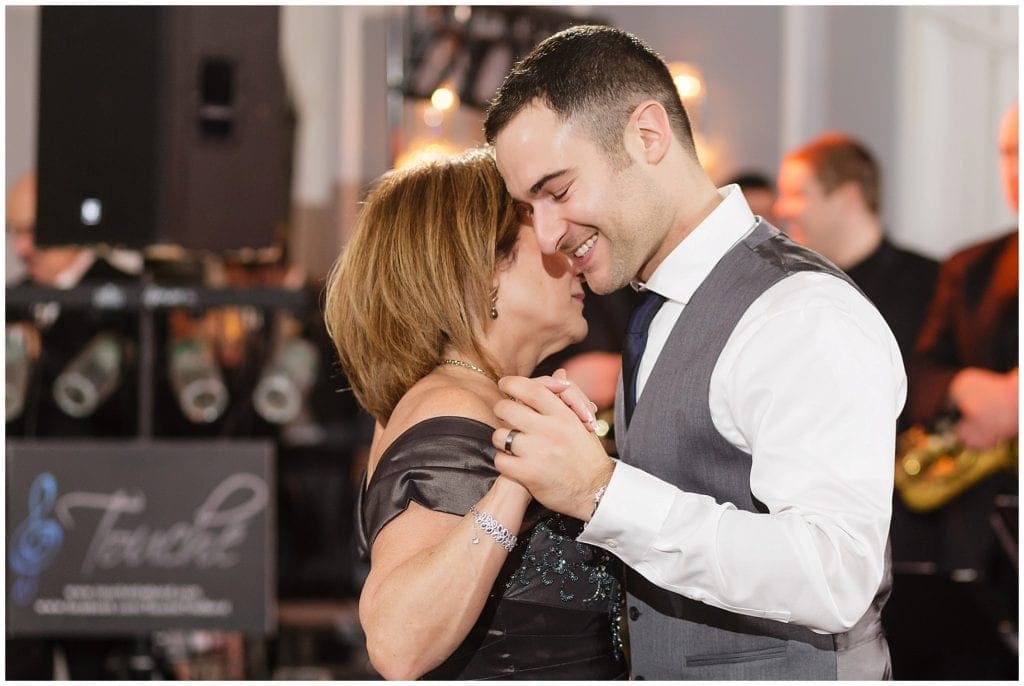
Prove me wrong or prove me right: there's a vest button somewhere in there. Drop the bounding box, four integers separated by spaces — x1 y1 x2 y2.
628 606 641 621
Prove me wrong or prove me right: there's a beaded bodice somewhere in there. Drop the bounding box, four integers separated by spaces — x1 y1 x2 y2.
358 416 624 680
500 513 622 648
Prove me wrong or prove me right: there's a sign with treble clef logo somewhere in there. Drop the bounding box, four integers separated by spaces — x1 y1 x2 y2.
8 473 65 607
5 440 275 635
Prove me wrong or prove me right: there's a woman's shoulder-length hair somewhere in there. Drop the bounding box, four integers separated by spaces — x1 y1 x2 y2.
323 147 520 425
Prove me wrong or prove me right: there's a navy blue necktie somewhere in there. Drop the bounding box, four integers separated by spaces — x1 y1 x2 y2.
622 290 666 426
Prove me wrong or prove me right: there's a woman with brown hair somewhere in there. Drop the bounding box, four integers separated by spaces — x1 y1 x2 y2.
323 147 624 680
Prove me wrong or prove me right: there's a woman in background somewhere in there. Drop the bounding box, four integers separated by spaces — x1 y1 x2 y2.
323 147 624 680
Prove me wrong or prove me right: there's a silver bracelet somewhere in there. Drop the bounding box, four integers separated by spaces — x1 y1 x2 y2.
469 505 517 553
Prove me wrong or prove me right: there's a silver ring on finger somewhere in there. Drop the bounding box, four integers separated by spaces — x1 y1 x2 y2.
504 429 520 455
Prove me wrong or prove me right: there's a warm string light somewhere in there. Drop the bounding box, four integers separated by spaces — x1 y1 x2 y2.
667 61 717 175
667 62 705 103
397 82 465 169
417 82 460 131
430 83 459 112
673 73 703 101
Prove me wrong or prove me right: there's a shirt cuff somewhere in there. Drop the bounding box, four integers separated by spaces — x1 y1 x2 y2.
578 460 676 564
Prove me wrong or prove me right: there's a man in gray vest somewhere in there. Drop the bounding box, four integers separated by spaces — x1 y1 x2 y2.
484 26 903 680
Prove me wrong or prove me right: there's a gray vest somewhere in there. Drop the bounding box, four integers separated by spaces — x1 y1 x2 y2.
615 222 892 680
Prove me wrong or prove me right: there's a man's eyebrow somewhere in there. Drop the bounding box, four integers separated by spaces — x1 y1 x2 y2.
528 169 570 197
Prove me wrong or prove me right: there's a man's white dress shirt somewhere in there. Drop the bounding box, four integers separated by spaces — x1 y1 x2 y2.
579 185 906 635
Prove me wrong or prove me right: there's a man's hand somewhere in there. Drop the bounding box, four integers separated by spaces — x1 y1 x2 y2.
529 368 600 432
491 375 614 521
949 367 1019 449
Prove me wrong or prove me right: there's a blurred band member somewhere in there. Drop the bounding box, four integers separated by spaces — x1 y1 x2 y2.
775 133 938 415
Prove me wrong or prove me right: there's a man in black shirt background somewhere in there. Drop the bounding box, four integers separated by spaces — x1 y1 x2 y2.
774 133 939 409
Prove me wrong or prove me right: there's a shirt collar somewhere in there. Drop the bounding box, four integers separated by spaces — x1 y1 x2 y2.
635 183 758 304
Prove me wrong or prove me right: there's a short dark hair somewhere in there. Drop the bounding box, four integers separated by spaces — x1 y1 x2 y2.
484 25 696 163
786 133 881 214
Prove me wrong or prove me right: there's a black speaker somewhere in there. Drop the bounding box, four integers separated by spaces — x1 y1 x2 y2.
37 6 289 251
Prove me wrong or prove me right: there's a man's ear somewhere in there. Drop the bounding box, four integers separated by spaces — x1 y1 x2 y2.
835 180 864 209
627 100 672 165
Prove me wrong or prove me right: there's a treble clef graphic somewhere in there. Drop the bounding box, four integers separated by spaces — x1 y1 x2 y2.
8 473 64 607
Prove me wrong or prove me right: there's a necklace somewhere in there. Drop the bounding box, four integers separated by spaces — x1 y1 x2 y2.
440 358 497 381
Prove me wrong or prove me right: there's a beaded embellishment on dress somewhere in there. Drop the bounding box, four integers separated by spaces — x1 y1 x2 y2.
504 513 624 659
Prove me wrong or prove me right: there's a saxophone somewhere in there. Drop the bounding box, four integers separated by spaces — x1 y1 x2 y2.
894 418 1018 513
